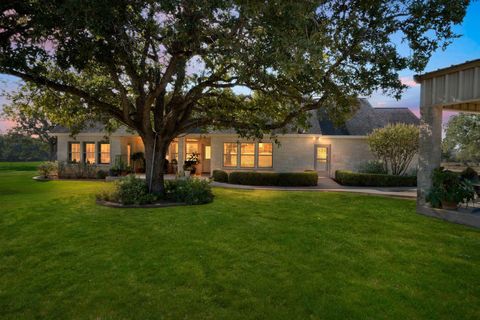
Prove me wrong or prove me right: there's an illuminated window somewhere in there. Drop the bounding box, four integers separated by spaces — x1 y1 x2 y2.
98 143 110 164
223 143 237 167
315 146 328 171
204 145 211 160
127 144 131 166
258 143 273 168
186 140 199 159
168 141 178 161
68 142 81 163
83 142 95 164
240 143 255 168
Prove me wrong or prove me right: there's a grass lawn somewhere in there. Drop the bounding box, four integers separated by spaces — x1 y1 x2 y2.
1 165 479 319
0 161 41 171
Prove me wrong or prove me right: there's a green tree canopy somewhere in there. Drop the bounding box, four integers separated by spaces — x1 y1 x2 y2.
0 0 469 193
443 114 480 163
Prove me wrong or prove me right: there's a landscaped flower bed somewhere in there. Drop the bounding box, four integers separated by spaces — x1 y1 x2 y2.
96 175 213 206
212 170 318 186
335 170 417 187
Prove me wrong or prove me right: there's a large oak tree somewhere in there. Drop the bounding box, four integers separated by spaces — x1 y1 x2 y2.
0 0 468 193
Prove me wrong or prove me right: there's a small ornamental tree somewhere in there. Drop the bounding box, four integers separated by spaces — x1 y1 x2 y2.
0 0 468 194
367 123 419 176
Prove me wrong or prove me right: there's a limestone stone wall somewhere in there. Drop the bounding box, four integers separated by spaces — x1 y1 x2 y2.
56 133 418 176
55 134 122 168
209 134 381 177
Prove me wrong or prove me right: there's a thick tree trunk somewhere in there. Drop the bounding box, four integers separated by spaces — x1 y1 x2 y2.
142 134 171 195
49 140 57 161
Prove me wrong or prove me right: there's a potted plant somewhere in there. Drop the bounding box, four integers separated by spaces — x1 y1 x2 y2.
461 166 480 199
183 152 200 176
183 162 193 177
427 167 475 210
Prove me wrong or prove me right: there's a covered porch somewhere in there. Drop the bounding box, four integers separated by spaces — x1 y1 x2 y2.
124 135 212 175
415 59 480 227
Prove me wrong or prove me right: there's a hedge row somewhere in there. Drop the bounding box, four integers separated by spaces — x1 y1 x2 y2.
212 170 318 186
335 170 417 187
212 170 229 183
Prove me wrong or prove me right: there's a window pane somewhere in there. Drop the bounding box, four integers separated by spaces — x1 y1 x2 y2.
186 142 198 154
258 156 272 168
223 143 237 167
258 143 273 168
70 143 81 162
317 147 327 160
258 143 272 155
204 146 211 160
127 144 131 166
186 142 199 160
316 146 328 171
99 143 110 164
168 142 178 161
240 143 255 167
84 143 95 164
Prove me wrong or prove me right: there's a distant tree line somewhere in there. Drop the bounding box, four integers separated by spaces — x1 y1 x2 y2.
442 114 480 164
0 132 50 162
1 83 60 162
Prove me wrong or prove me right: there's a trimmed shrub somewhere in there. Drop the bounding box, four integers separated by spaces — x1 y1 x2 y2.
37 161 58 178
335 170 416 187
96 170 108 179
357 160 387 174
164 178 213 204
97 175 156 205
228 171 318 186
212 170 228 182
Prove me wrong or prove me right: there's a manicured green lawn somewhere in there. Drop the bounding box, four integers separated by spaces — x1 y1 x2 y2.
0 161 41 171
0 167 479 319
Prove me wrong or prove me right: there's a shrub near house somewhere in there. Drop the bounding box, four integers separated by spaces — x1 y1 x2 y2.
213 170 318 187
335 170 417 187
335 124 419 187
97 175 213 206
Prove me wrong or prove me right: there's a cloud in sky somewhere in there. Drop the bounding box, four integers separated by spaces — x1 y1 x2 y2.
400 76 419 87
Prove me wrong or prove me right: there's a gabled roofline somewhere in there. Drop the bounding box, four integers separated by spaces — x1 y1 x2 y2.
414 59 480 83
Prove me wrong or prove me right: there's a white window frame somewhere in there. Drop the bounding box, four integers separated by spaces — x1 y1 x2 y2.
68 142 81 163
222 142 274 169
98 142 111 164
223 142 238 167
257 142 273 169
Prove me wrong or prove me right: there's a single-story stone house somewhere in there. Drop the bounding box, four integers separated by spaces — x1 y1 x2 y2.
52 98 419 177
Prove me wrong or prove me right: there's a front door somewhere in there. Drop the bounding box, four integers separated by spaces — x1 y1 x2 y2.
315 145 330 176
202 145 211 173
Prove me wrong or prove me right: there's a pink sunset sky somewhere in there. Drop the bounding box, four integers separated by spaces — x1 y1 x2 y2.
1 2 479 133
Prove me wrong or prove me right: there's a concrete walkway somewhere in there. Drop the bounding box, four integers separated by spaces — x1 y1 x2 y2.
212 177 417 199
128 174 416 199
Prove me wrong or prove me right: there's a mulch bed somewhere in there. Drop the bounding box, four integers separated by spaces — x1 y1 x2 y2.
96 199 187 208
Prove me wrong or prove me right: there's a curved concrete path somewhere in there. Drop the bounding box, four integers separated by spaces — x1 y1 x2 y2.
212 177 417 199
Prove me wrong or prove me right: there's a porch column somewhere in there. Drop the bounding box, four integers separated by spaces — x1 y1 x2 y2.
178 136 185 173
417 102 443 205
110 136 122 165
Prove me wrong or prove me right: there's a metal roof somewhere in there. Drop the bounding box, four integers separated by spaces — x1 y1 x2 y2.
414 59 480 82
